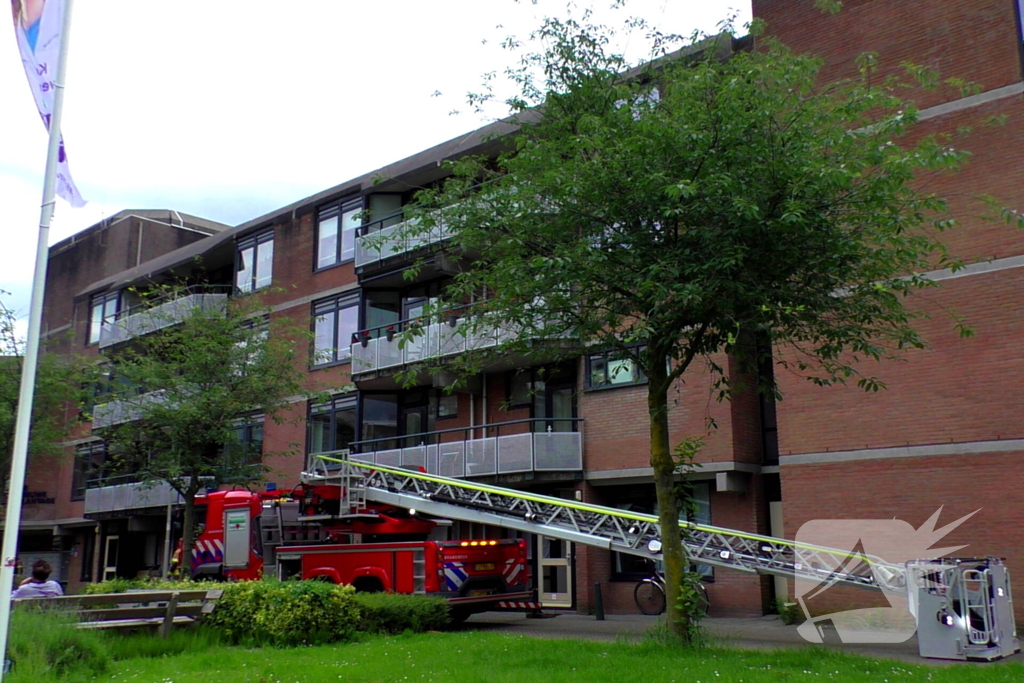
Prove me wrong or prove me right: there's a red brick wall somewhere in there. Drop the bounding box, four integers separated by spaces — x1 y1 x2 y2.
776 268 1024 456
754 0 1022 110
780 451 1024 622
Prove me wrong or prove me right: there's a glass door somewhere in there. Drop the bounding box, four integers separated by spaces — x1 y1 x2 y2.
533 374 576 433
103 535 120 581
538 536 573 607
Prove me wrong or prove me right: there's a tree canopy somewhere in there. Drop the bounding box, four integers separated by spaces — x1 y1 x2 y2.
398 14 977 638
0 293 87 499
98 288 311 575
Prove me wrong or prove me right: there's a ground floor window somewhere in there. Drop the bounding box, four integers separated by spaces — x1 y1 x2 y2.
609 482 712 581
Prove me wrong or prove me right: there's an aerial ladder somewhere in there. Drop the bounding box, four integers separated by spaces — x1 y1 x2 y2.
303 452 1018 661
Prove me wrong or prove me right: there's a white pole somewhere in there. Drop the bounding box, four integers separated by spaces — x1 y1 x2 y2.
0 0 77 676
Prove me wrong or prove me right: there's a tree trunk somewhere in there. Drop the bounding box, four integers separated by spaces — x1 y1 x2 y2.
180 483 200 580
647 360 688 641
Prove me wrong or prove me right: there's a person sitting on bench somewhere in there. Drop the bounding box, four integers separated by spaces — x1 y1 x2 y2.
12 560 63 599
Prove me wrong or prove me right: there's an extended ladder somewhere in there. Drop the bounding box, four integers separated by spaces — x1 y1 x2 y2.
303 454 907 592
304 453 1019 660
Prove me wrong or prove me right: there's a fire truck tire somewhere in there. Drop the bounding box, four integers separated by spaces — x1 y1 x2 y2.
352 576 385 593
449 608 472 625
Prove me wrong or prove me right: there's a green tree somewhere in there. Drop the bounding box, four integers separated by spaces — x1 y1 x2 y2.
398 15 978 640
98 289 311 575
0 292 88 498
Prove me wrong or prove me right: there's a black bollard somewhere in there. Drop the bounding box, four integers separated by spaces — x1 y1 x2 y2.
594 582 605 621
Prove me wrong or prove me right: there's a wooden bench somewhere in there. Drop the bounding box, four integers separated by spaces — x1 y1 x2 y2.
14 589 223 637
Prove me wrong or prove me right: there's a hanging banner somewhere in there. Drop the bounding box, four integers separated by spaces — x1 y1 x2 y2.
11 0 86 207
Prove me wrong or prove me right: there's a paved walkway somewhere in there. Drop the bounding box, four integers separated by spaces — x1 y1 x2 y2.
461 612 1023 667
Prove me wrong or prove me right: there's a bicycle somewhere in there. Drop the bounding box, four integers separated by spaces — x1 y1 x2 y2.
633 569 709 616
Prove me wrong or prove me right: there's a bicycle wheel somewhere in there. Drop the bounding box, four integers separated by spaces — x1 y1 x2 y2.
634 580 666 615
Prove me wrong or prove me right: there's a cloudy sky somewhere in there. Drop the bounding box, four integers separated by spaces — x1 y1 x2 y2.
1 0 751 326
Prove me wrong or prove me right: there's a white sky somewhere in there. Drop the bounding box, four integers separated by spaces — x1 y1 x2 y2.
0 0 751 328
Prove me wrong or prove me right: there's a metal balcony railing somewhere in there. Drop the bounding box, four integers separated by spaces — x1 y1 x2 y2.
91 389 168 429
83 474 183 515
354 211 451 268
351 311 514 374
312 417 583 479
98 286 231 348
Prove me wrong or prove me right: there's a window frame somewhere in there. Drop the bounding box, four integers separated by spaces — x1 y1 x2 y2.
585 346 647 390
307 394 357 456
71 442 108 501
311 292 360 367
87 291 120 346
315 197 363 271
225 413 265 466
235 229 275 294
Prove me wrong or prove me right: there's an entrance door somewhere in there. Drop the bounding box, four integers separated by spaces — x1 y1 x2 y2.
102 535 120 581
538 536 573 607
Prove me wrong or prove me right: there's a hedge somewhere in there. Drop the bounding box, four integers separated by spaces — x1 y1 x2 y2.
352 592 450 634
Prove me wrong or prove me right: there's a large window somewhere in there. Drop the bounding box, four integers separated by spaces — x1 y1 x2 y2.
585 347 646 389
611 483 712 580
88 291 120 345
236 229 274 293
72 442 108 501
225 414 265 465
308 395 357 455
312 293 359 365
317 198 362 269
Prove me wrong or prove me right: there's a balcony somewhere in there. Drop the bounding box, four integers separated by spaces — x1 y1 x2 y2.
314 418 583 480
354 211 449 270
83 474 183 516
351 306 575 381
99 287 230 349
351 315 513 376
91 390 168 429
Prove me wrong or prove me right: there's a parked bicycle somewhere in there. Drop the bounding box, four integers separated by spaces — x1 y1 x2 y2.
633 569 709 616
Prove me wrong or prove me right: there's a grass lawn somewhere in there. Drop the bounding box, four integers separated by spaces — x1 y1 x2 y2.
80 631 1024 683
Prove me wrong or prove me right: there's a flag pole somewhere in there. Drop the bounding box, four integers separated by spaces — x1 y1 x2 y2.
0 0 77 676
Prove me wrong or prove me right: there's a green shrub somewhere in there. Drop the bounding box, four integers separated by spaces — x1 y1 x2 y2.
775 598 804 626
82 577 193 594
202 580 361 646
353 593 450 634
7 606 108 680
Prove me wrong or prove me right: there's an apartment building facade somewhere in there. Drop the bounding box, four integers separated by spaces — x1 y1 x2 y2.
15 0 1024 621
15 210 229 589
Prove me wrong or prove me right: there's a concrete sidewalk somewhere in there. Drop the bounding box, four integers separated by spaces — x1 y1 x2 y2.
461 612 1022 667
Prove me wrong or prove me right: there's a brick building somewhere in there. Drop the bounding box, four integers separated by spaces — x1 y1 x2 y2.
14 1 1024 622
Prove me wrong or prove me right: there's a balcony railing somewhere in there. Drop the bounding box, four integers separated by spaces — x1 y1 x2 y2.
311 418 583 479
99 286 230 348
351 314 514 375
354 211 450 269
83 474 183 515
91 389 168 429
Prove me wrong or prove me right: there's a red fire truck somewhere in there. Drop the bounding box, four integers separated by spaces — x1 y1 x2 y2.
184 484 533 619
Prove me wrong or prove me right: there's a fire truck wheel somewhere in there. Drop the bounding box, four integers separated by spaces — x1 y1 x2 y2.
352 576 384 593
449 608 471 625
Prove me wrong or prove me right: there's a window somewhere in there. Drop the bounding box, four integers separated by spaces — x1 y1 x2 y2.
236 229 274 293
225 415 265 465
312 293 359 365
610 483 713 580
586 347 646 389
317 198 362 269
72 442 108 501
88 291 120 345
308 395 357 455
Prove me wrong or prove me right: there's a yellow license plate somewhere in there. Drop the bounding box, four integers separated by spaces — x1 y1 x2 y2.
474 563 495 571
468 588 494 596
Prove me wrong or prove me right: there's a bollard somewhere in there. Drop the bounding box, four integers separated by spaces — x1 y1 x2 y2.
594 582 605 621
